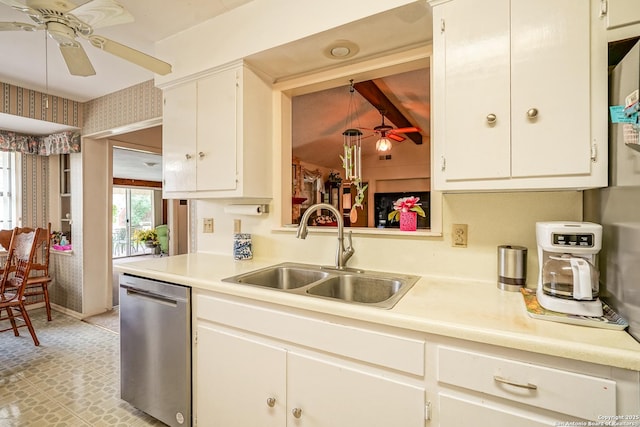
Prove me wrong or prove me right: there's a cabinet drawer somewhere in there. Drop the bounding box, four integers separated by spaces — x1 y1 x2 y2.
437 346 616 420
197 293 425 376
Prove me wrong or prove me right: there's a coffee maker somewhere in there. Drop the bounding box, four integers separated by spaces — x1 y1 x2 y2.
536 222 603 317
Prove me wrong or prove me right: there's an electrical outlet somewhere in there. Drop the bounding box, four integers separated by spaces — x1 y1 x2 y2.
203 218 214 233
452 223 468 248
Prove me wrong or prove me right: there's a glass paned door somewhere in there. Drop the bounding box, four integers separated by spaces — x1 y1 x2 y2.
112 187 155 258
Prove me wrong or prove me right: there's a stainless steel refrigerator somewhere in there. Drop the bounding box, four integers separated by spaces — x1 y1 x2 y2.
586 38 640 341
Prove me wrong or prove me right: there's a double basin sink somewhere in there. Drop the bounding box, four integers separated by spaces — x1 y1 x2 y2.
222 262 420 309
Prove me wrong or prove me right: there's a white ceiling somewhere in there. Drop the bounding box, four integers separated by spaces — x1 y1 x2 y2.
0 0 254 102
0 0 433 180
113 147 161 182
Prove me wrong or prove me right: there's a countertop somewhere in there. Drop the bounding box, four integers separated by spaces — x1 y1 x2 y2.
114 253 640 371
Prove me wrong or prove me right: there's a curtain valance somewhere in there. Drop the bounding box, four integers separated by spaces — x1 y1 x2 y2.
0 130 81 155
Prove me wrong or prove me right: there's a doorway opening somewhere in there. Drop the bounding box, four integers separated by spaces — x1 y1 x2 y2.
112 187 158 258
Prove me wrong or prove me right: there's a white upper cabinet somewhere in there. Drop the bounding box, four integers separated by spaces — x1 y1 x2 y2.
162 61 272 199
605 0 640 40
430 0 608 191
163 81 197 193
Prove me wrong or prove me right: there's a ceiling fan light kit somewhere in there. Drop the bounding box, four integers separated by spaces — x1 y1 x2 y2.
0 0 172 76
375 137 392 152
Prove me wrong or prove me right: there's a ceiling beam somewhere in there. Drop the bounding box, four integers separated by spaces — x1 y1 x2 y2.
353 80 422 145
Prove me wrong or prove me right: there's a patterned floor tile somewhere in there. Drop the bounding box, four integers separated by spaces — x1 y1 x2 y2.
0 308 169 426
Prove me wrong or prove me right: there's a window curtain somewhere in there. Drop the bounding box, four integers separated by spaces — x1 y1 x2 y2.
0 130 81 155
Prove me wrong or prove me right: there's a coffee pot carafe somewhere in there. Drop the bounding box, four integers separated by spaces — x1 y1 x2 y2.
536 222 603 317
542 255 599 300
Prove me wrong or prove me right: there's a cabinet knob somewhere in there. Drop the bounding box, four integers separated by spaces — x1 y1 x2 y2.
198 151 205 159
526 108 538 120
486 114 497 125
292 408 302 418
185 154 192 160
266 397 276 407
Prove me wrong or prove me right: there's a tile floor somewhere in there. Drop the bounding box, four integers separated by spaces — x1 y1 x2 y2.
0 308 166 426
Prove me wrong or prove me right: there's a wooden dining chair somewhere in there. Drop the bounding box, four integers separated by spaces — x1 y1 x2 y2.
0 228 12 251
0 227 42 346
23 223 53 321
0 228 14 279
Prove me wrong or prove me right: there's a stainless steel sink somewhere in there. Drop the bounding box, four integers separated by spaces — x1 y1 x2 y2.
222 263 419 309
225 264 329 290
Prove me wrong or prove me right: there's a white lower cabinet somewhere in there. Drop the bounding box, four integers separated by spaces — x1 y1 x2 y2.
194 293 427 427
432 344 639 426
193 291 640 427
196 325 286 426
438 393 555 427
286 351 425 427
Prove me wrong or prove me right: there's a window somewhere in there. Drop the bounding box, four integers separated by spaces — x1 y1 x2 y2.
112 187 157 258
0 151 19 229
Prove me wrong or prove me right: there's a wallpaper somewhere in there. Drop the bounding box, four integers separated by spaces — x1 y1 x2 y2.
0 82 82 127
21 153 49 229
83 79 163 135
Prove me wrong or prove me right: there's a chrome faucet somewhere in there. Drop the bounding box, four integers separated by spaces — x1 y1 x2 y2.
296 203 354 270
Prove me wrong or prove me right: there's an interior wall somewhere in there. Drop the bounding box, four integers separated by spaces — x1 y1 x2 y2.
49 153 83 314
196 191 582 286
0 81 83 127
83 80 162 136
21 153 49 228
82 138 110 314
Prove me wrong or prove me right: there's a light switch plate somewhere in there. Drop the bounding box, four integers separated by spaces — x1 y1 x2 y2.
203 218 214 233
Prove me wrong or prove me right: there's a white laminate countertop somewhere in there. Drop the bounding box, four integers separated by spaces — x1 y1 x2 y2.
115 253 640 371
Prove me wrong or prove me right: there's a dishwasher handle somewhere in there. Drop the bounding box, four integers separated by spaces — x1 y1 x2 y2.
121 284 180 307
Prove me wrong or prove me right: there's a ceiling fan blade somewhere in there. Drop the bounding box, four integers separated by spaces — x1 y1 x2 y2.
59 43 96 76
387 133 405 142
26 0 87 13
0 21 40 30
0 0 29 9
88 35 172 75
69 0 133 29
391 127 421 134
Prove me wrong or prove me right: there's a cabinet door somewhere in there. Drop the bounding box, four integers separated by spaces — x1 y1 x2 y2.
510 0 591 178
287 351 425 427
163 82 197 193
439 393 555 427
441 0 511 181
196 325 286 427
606 0 640 29
196 69 238 192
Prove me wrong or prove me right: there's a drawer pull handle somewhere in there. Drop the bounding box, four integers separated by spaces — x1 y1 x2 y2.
266 397 276 407
494 375 537 390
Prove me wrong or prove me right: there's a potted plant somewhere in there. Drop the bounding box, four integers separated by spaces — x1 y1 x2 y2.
388 196 426 231
133 228 159 247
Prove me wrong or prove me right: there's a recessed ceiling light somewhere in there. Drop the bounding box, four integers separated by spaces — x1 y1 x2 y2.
323 40 359 60
330 46 351 57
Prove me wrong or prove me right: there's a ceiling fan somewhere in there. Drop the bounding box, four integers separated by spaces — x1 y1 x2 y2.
362 110 421 142
0 0 171 76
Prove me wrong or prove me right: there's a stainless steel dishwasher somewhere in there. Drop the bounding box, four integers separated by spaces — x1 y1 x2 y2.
120 273 191 427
